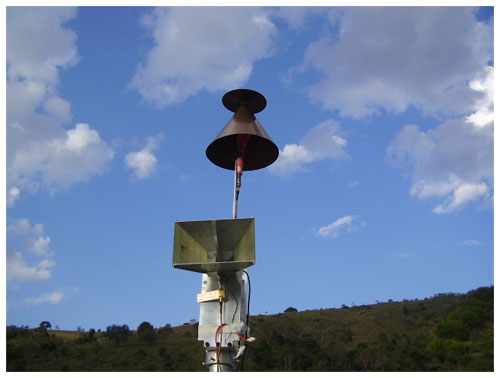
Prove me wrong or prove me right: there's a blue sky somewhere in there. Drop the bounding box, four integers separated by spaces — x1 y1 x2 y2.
4 5 494 332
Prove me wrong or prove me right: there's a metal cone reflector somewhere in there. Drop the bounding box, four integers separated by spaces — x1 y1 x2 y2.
173 218 255 274
206 89 279 171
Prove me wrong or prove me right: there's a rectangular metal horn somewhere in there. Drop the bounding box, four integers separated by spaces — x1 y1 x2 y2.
173 218 255 273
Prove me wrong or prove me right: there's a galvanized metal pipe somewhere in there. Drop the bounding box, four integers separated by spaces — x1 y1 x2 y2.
204 348 235 372
233 159 239 219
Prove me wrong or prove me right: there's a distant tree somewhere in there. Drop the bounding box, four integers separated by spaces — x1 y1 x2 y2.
428 338 468 363
6 326 17 340
39 321 51 330
7 325 29 340
357 344 384 371
88 328 96 342
76 328 97 344
105 324 131 345
137 321 156 344
284 307 298 313
159 323 174 338
37 321 51 337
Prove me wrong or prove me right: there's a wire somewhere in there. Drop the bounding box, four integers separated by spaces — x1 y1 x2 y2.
219 298 223 328
241 270 251 338
239 270 251 371
213 272 252 371
236 332 250 342
215 323 227 372
227 287 239 324
217 275 224 372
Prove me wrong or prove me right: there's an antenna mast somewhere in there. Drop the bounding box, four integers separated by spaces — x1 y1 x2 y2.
173 89 278 372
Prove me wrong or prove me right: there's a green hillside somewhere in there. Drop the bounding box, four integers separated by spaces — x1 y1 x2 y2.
6 286 493 372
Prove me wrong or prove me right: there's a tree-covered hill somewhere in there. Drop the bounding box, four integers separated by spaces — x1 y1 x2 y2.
6 286 493 372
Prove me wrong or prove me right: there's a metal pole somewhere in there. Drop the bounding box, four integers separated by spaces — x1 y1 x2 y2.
202 151 248 372
233 159 239 219
189 89 275 373
199 272 248 372
205 348 234 372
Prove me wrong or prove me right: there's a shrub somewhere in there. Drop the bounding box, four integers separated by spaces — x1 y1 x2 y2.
158 323 174 338
435 319 469 341
7 325 29 340
137 321 156 344
105 324 131 345
39 321 51 330
428 338 468 363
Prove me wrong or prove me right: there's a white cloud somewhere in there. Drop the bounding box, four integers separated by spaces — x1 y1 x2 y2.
43 95 72 124
278 7 493 214
8 218 53 257
7 217 43 236
31 236 52 256
42 124 114 192
387 61 493 214
293 7 492 118
130 7 276 107
7 251 55 282
7 218 56 281
26 289 65 305
270 119 349 176
125 133 164 179
466 66 494 127
8 110 114 196
125 150 158 179
7 187 21 208
410 175 462 199
269 144 315 175
7 7 114 201
7 7 80 84
387 109 493 214
317 215 363 239
272 7 327 31
433 182 489 215
459 240 481 247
